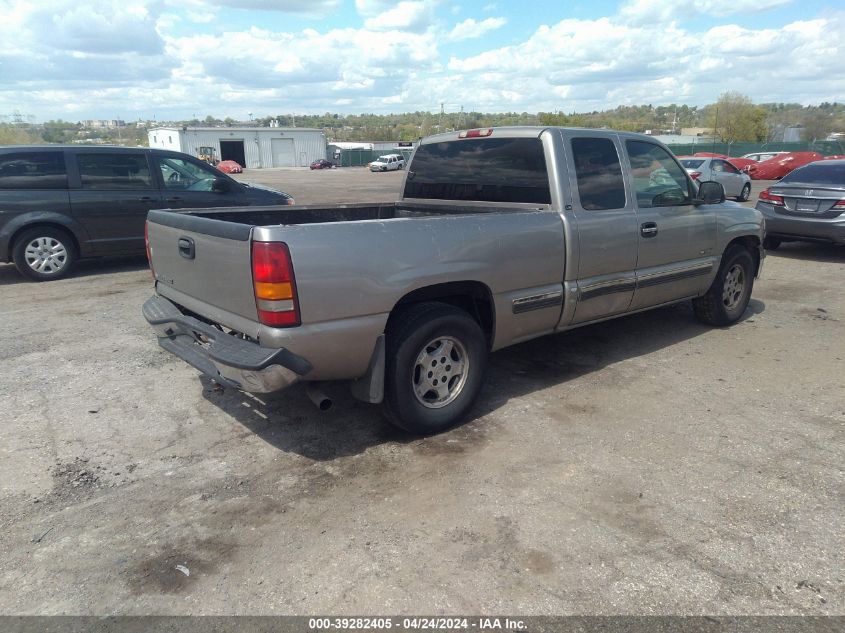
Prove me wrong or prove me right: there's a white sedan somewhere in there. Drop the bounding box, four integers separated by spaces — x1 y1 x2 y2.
679 156 752 202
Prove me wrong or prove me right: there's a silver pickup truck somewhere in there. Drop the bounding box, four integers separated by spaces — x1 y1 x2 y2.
143 127 764 434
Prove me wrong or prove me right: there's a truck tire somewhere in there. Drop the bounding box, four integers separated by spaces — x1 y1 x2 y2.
692 244 754 326
383 302 488 435
12 227 77 281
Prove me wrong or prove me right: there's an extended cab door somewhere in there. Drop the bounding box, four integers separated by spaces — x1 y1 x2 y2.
152 154 247 209
68 150 162 255
562 132 638 324
624 139 716 311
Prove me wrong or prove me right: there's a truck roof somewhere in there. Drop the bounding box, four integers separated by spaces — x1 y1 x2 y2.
418 126 659 145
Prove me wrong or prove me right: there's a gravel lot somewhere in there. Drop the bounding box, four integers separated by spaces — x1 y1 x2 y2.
1 168 843 615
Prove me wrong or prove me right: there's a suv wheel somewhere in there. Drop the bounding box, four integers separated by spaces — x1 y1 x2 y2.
13 227 77 281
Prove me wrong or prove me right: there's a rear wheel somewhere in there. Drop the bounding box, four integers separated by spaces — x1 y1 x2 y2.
12 227 77 281
692 245 754 326
737 183 751 202
383 302 488 435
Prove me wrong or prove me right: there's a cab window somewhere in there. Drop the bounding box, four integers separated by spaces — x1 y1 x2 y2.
571 137 626 210
625 141 691 208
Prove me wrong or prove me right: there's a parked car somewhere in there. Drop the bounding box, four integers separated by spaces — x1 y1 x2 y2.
0 145 293 281
746 152 824 180
755 159 845 249
741 151 788 163
725 157 758 172
678 156 752 201
309 159 334 170
144 127 763 435
217 160 243 174
369 154 405 172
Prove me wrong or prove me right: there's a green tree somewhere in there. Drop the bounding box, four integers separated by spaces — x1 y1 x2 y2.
710 92 767 143
0 125 41 144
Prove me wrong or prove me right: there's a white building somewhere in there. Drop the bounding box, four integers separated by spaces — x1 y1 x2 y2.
148 126 326 168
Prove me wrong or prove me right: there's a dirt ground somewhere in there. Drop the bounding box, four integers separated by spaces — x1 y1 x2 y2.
0 168 843 615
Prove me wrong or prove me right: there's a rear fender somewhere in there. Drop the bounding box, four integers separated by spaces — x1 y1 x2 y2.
1 212 92 261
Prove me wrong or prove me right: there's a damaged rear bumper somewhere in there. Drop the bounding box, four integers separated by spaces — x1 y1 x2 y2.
143 294 312 393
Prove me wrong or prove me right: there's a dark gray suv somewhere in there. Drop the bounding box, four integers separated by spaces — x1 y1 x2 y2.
0 145 293 280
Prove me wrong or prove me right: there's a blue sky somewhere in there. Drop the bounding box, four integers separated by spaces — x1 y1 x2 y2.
0 0 842 122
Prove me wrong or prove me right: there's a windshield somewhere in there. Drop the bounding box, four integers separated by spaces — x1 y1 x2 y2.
779 162 845 186
680 159 705 169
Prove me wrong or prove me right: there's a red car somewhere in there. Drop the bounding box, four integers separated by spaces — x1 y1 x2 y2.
217 160 243 174
310 159 334 170
746 152 824 180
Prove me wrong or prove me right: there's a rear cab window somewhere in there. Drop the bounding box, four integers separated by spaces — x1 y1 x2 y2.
403 137 551 204
0 151 67 189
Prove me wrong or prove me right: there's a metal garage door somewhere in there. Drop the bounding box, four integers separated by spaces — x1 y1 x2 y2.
271 138 296 167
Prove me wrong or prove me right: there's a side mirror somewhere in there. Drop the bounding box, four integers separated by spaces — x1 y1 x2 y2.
694 181 725 205
211 178 231 193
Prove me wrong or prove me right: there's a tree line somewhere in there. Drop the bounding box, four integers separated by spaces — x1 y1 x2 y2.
2 93 843 146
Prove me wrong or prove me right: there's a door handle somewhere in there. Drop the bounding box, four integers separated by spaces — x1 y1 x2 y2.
178 236 195 259
166 196 182 202
139 196 154 201
641 222 658 238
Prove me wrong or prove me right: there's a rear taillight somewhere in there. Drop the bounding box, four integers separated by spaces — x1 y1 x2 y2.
252 242 300 327
689 172 701 181
832 200 845 210
144 220 155 278
759 189 784 206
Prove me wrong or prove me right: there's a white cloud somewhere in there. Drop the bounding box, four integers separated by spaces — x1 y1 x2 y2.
201 0 341 15
0 0 842 122
448 17 506 41
363 1 434 32
619 0 792 25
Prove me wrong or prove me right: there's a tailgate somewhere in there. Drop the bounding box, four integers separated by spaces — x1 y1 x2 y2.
147 209 259 333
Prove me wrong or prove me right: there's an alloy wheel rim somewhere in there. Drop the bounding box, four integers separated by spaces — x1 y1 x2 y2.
411 335 469 409
24 237 68 275
722 264 746 310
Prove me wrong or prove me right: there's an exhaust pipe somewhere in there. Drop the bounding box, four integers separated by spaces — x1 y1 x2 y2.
305 383 333 411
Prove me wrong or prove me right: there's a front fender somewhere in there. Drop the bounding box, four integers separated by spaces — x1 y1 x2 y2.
0 212 92 261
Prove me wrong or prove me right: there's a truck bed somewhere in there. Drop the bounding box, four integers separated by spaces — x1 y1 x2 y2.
181 200 543 227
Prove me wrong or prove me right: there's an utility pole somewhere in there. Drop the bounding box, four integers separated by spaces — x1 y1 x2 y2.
438 103 444 131
712 106 719 154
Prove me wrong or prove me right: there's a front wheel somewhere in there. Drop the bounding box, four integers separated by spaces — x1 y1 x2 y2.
383 302 488 435
12 227 77 281
692 245 755 326
737 183 751 202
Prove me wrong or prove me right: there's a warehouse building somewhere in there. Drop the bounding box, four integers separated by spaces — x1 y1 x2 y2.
147 126 326 168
